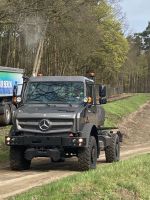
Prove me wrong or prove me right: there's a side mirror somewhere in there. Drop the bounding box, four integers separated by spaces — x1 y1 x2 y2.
99 85 106 97
99 85 107 104
99 97 107 104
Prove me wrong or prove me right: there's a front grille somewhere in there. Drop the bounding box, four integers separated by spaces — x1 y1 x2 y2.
16 118 74 134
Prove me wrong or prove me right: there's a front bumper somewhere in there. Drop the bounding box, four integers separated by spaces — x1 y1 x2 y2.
5 135 86 148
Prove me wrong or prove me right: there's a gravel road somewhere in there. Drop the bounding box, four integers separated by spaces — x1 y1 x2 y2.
0 101 150 199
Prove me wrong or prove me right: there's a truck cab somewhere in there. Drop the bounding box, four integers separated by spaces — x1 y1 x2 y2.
6 76 121 171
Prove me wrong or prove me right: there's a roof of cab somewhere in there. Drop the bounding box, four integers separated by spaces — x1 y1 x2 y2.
0 66 24 73
29 76 94 83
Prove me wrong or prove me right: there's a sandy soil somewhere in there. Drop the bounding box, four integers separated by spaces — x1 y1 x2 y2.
119 101 150 145
0 101 150 199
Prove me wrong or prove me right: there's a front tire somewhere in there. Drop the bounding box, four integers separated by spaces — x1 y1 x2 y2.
10 146 31 170
105 134 120 163
78 136 97 171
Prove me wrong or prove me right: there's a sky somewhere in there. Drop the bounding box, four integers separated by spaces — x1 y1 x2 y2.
120 0 150 33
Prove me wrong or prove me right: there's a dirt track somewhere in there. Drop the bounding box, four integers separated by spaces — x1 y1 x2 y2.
0 101 150 199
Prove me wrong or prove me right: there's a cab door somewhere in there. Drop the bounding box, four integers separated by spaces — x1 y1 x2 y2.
86 82 97 124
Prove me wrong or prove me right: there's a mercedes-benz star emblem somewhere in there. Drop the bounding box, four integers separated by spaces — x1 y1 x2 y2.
39 119 51 131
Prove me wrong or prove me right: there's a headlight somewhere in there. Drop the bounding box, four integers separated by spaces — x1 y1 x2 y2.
79 138 83 143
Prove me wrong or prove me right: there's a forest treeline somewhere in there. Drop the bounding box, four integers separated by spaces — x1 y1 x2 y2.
0 0 149 92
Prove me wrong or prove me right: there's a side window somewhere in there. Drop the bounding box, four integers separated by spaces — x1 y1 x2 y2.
86 83 93 97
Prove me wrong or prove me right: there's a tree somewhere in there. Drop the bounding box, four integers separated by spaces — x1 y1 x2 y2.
122 24 150 93
0 0 129 85
84 1 129 84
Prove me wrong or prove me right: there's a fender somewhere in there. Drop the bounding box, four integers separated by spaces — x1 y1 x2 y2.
80 123 99 149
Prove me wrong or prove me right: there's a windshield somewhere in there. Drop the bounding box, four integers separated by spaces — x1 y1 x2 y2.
24 81 84 104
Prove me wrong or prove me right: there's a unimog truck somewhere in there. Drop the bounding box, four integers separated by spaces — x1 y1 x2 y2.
5 75 122 171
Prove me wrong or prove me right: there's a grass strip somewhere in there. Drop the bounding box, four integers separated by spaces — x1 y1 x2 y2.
103 93 150 126
10 153 150 200
0 126 10 162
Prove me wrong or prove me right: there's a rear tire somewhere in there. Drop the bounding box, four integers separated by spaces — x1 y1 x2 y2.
78 136 97 171
0 104 11 125
105 134 120 163
10 146 31 170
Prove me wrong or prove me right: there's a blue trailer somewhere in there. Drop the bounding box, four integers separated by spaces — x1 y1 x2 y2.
0 66 23 125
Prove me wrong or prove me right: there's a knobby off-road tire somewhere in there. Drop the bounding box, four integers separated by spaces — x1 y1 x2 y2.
105 134 120 163
0 104 11 125
10 146 31 170
78 136 97 171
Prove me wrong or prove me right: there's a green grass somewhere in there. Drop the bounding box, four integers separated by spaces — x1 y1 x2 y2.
10 153 150 200
0 126 10 162
103 93 150 127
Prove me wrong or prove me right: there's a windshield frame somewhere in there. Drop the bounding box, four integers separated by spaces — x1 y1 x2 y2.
23 81 85 105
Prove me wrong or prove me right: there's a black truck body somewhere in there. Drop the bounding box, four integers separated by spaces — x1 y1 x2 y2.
6 76 122 171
